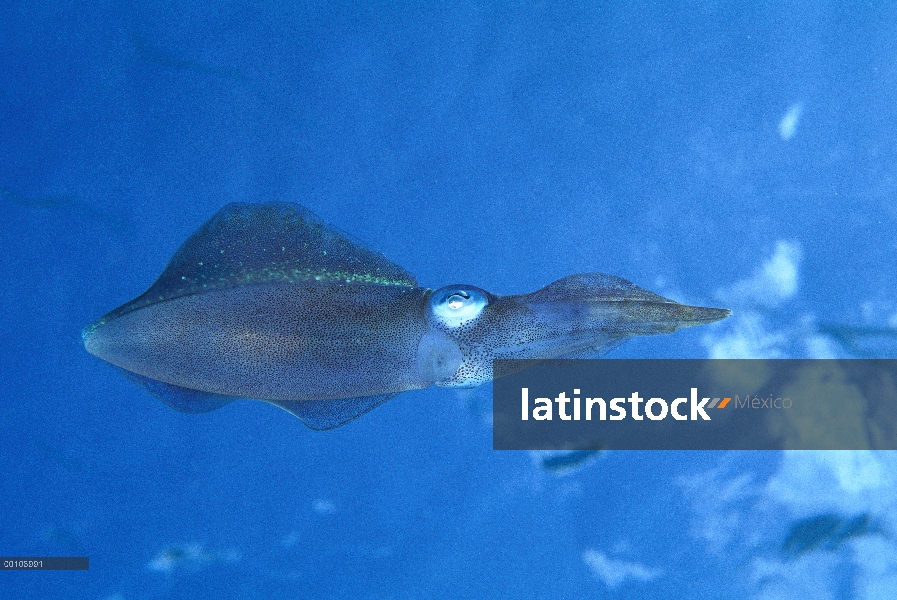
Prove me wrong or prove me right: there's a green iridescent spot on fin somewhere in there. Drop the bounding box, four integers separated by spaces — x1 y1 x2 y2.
103 202 417 321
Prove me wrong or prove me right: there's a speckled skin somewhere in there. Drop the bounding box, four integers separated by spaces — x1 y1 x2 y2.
426 274 732 388
86 282 433 401
82 202 730 421
85 274 729 401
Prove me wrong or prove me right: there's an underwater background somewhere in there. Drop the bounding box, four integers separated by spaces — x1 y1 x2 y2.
3 1 897 598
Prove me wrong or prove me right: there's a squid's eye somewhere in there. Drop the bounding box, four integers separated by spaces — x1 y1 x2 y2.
428 285 489 327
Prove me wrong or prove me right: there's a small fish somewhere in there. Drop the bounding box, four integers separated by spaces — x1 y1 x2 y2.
819 322 897 358
781 513 883 558
83 202 730 430
130 33 267 101
536 450 603 474
147 543 239 573
1 186 81 210
1 186 129 233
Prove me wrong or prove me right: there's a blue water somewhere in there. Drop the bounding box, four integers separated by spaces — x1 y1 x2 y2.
3 2 897 598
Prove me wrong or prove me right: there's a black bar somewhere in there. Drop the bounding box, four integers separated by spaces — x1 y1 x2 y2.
0 557 89 571
493 359 897 450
